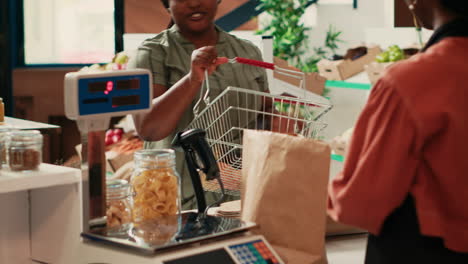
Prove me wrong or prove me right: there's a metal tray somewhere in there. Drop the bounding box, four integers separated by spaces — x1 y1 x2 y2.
81 212 256 254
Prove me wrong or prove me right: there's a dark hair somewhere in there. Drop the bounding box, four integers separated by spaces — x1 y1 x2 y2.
441 0 468 16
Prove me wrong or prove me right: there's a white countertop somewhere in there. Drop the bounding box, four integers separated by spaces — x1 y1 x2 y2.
1 116 60 130
0 162 368 264
326 234 367 264
0 163 81 193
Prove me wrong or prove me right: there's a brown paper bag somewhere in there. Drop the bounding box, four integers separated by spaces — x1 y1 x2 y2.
241 130 330 264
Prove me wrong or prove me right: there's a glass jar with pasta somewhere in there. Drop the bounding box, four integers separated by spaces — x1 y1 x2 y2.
131 149 181 225
106 179 132 234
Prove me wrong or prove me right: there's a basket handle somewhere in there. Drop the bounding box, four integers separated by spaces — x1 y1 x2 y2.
233 57 308 95
193 70 211 116
233 57 275 70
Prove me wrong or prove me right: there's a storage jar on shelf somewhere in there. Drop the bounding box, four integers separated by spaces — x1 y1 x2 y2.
8 130 43 171
0 128 8 168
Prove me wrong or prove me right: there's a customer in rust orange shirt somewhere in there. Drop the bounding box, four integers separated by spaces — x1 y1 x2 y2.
327 0 468 263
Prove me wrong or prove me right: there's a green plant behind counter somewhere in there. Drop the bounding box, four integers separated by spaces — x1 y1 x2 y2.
256 0 312 68
256 0 344 73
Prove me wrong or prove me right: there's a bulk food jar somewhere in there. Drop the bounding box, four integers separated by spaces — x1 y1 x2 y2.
130 149 181 243
131 149 181 222
0 129 8 168
8 130 43 171
106 179 132 234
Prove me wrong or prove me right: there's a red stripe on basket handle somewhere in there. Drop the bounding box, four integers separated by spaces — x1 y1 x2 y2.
234 57 275 70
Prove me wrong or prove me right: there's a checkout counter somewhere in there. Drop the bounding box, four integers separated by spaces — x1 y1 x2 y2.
0 163 367 264
0 69 368 263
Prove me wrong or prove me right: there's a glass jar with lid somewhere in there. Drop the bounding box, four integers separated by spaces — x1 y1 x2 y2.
8 130 43 171
131 149 181 225
0 128 8 168
106 179 132 234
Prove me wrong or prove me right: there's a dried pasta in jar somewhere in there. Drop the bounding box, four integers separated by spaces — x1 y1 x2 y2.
131 150 181 224
106 179 132 234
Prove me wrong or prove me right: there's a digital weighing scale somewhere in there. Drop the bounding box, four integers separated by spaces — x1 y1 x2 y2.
64 69 284 264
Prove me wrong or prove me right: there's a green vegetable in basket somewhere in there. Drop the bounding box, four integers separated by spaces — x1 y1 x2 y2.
274 102 290 114
274 101 316 120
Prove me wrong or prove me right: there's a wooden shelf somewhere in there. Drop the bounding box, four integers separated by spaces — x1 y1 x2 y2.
0 163 80 194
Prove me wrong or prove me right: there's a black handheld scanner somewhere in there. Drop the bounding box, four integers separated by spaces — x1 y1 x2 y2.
172 129 220 213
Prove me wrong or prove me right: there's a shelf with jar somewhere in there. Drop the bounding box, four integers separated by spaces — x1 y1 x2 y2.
0 162 81 264
0 163 80 194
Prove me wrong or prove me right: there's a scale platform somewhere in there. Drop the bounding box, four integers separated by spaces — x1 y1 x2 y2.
82 212 257 254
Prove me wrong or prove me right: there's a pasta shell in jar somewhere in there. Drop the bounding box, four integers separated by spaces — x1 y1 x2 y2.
131 149 181 226
106 179 132 235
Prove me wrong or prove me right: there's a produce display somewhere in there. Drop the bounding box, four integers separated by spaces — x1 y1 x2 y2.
131 168 179 223
79 51 129 72
343 46 368 61
375 45 419 63
109 136 143 154
105 128 124 146
327 46 368 61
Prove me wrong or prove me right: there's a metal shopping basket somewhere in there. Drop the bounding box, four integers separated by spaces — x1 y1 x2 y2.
186 58 332 196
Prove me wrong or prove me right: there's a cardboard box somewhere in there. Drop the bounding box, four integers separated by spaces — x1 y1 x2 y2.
274 57 326 96
365 61 394 86
106 150 134 173
105 133 142 172
365 46 419 85
317 46 382 81
75 132 141 173
75 144 122 173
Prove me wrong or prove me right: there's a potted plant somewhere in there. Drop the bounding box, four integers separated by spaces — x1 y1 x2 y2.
256 0 344 73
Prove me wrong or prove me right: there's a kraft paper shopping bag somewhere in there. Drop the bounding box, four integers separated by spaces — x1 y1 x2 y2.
241 130 330 264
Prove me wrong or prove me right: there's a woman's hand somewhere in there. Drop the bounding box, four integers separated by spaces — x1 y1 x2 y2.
189 46 228 83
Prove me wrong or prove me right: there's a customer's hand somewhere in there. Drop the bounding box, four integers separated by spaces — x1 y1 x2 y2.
189 46 228 83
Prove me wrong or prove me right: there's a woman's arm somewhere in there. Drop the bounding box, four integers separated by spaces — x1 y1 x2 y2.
327 80 420 234
133 46 227 141
133 75 201 141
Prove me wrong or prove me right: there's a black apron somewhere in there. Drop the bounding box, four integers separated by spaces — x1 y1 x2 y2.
365 17 468 264
365 196 468 264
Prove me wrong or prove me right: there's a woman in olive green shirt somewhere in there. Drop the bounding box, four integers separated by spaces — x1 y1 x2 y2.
128 0 268 209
